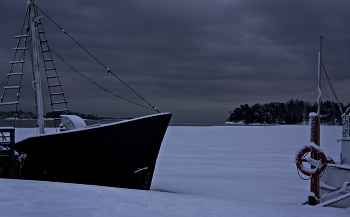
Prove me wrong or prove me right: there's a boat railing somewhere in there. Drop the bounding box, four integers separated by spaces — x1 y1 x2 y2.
0 128 17 178
317 182 350 207
0 128 15 151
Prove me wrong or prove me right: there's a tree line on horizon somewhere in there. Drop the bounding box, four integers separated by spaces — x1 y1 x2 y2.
227 99 350 125
0 110 100 120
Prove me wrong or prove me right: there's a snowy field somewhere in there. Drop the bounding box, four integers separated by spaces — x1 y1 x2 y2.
0 125 349 216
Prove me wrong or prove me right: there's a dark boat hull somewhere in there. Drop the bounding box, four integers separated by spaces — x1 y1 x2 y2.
15 113 171 190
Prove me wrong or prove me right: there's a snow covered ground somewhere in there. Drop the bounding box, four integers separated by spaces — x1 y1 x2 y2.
0 125 349 216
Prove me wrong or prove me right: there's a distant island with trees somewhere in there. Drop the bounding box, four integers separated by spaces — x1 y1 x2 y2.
226 99 348 125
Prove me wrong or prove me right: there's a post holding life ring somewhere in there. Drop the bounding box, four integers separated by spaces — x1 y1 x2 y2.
295 142 327 176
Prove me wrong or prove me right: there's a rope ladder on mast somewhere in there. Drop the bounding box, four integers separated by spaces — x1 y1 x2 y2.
35 10 69 129
0 11 29 127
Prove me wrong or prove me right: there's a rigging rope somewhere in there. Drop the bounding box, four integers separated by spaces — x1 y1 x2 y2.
35 5 160 113
0 77 8 89
42 42 155 111
321 69 330 100
321 62 343 114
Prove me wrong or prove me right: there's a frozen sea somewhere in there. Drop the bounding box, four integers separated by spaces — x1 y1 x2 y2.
0 125 349 216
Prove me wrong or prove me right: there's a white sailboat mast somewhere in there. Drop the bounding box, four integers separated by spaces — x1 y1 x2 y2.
29 0 45 134
317 36 324 144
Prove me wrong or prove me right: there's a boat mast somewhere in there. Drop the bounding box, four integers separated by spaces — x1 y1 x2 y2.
317 36 324 144
29 0 45 134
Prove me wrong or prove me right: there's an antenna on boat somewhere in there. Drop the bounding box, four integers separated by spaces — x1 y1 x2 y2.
29 0 45 134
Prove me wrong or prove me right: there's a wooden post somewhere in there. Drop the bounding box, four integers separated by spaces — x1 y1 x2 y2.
308 36 324 205
310 113 319 205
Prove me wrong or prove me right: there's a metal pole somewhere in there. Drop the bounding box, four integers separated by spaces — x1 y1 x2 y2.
30 0 45 134
317 36 323 145
310 36 324 204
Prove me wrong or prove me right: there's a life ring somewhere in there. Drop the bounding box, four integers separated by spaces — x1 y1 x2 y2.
295 142 327 176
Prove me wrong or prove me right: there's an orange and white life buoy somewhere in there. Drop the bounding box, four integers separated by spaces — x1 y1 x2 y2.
295 142 327 176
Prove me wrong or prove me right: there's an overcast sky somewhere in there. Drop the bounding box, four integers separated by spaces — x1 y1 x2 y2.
1 0 350 124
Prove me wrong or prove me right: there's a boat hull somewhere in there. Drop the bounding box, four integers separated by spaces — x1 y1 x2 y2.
320 164 350 208
15 113 172 190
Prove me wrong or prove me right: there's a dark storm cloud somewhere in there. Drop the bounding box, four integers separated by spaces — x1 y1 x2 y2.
1 0 350 123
